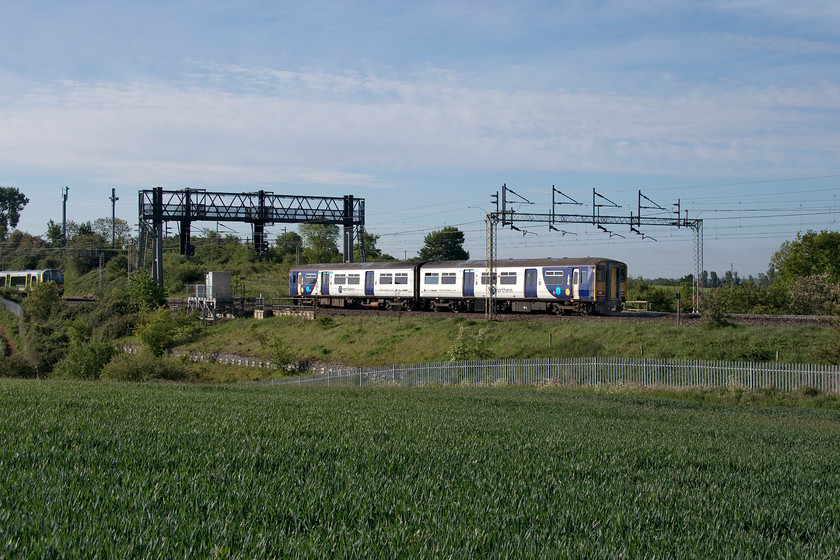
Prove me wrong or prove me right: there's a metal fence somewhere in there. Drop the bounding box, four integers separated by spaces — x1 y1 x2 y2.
265 357 840 393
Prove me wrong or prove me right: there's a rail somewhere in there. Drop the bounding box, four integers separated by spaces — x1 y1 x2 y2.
623 300 651 312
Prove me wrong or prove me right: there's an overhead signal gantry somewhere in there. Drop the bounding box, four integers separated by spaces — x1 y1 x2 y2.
138 188 366 288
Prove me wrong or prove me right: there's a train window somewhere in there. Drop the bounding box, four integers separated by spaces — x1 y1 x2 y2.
620 267 626 282
596 265 605 282
395 273 408 285
304 273 317 285
500 272 517 285
348 274 360 285
424 273 439 285
380 274 393 285
441 273 456 285
334 274 347 285
545 270 564 282
10 276 26 287
291 273 298 283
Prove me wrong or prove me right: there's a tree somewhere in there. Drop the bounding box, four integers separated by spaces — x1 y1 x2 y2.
417 226 469 261
46 220 63 245
0 187 29 242
22 281 64 324
92 217 131 245
2 231 47 270
135 307 185 357
770 230 840 286
65 234 103 274
20 282 69 374
299 223 341 263
272 231 303 263
354 231 394 262
127 271 167 311
786 274 840 316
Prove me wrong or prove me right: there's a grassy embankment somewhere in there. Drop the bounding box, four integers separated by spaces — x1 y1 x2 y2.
178 313 836 368
2 380 839 557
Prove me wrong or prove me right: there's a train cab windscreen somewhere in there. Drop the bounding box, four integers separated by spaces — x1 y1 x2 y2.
43 270 64 284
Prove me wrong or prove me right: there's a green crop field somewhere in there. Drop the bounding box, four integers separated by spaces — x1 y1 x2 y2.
2 380 840 558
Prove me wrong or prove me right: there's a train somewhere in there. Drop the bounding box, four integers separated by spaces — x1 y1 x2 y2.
290 257 627 315
0 269 65 292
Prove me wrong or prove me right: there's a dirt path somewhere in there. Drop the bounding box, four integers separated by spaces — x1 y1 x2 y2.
0 324 18 357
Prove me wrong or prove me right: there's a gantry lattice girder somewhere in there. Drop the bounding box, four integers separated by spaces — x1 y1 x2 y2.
138 188 365 288
139 189 365 225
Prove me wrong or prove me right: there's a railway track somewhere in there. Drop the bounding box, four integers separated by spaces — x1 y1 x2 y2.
310 306 835 328
72 296 834 328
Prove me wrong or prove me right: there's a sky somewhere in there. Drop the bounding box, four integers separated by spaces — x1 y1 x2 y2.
1 0 839 279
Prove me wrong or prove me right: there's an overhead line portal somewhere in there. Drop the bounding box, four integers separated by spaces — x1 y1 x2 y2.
138 188 365 288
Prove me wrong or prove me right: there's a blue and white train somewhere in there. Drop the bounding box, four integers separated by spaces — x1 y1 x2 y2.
290 257 627 315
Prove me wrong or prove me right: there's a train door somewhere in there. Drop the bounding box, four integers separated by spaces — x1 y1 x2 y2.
365 271 375 296
463 270 475 298
609 266 618 300
525 269 538 298
320 272 330 296
572 268 580 300
301 272 317 296
290 272 299 296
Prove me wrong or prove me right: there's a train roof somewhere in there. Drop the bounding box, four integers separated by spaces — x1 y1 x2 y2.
0 269 62 274
292 257 625 271
422 257 624 268
291 261 420 271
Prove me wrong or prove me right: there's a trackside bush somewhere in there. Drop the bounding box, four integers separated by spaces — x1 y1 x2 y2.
100 352 194 382
135 308 199 357
51 339 117 380
0 356 37 378
448 325 492 361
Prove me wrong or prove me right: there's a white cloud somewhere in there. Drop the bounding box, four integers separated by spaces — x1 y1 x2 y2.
710 33 840 56
1 67 839 189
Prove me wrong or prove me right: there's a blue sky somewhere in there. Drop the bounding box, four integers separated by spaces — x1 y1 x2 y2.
1 0 839 278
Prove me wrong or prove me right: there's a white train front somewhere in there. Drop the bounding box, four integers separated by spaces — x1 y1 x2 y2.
290 257 627 315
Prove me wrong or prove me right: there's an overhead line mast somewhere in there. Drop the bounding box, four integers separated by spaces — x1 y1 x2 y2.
484 185 703 314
